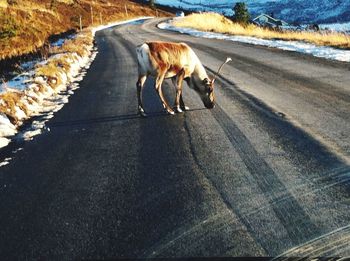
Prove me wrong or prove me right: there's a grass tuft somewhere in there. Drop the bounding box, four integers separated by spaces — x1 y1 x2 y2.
0 13 19 39
0 90 28 124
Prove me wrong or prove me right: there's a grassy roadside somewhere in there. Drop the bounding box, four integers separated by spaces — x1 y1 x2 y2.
0 17 132 143
0 1 171 145
0 28 94 125
0 0 170 61
0 0 171 127
172 13 350 49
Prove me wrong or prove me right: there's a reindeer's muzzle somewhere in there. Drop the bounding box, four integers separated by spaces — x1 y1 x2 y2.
205 103 215 109
203 97 215 109
203 90 215 109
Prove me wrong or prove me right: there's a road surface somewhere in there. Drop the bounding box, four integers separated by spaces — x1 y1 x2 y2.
0 18 349 259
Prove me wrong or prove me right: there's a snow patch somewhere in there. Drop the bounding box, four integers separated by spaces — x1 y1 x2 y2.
319 22 350 33
92 17 153 35
0 157 12 167
158 21 350 62
51 34 76 48
0 113 17 138
0 138 11 149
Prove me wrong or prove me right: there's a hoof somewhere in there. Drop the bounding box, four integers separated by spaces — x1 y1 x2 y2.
167 109 175 115
181 106 190 111
174 106 183 113
139 111 147 117
138 106 147 117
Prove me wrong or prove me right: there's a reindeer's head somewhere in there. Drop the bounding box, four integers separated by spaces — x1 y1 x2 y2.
199 77 215 109
190 57 232 109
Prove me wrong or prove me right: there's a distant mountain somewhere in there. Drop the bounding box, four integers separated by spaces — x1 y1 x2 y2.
156 0 350 23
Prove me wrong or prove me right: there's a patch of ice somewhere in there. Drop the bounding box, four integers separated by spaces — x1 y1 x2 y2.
51 34 76 48
0 158 11 167
92 17 153 35
43 113 54 120
0 113 17 138
20 60 38 71
12 147 23 154
20 129 42 141
0 138 11 150
14 106 27 121
0 72 34 93
51 39 65 48
158 21 350 62
319 22 350 33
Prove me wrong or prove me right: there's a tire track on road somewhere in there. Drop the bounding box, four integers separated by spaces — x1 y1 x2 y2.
205 66 348 169
210 104 321 246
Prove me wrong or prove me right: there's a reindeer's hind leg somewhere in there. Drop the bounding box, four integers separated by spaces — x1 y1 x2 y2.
137 75 147 117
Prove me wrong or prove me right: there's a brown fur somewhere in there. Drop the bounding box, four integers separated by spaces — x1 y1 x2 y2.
146 41 190 75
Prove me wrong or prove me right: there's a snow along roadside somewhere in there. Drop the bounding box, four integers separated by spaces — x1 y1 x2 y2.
0 17 152 156
158 21 350 63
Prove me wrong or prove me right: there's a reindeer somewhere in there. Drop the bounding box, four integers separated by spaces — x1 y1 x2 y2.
136 41 231 116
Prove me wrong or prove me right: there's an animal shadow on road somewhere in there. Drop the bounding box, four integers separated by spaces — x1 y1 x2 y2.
0 107 207 166
47 108 207 128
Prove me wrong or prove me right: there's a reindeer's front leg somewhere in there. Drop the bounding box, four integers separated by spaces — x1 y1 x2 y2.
137 75 147 117
155 72 174 115
173 68 186 113
180 94 189 111
175 77 191 111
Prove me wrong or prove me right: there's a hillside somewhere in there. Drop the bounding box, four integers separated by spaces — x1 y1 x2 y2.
0 0 170 61
156 0 350 24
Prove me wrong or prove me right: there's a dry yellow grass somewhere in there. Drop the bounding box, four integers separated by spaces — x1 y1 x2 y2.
0 90 28 124
35 62 64 87
0 0 171 60
0 29 95 122
0 0 172 124
0 0 7 8
34 30 93 88
57 0 74 4
173 12 350 49
56 32 93 57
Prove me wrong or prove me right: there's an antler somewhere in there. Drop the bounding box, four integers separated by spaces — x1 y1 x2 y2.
212 57 232 84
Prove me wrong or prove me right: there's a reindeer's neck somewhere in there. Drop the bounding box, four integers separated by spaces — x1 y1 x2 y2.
193 58 208 81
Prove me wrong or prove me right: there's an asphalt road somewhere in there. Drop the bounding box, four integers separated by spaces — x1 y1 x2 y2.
0 18 349 259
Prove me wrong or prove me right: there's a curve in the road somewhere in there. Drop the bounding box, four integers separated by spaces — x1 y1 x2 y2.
0 18 349 259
